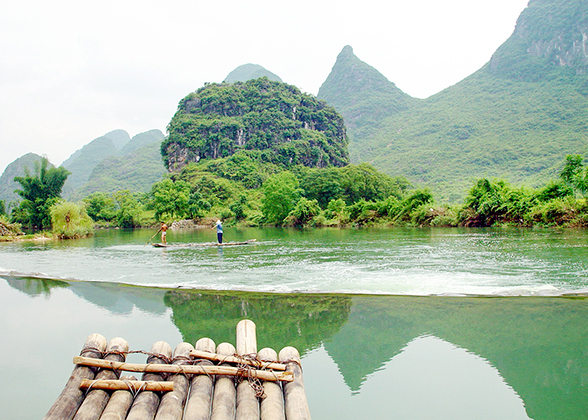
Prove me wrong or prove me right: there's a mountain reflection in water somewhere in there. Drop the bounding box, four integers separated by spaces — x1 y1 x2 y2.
1 277 586 420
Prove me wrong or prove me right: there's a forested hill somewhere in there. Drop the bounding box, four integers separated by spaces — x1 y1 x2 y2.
162 78 349 172
320 0 588 202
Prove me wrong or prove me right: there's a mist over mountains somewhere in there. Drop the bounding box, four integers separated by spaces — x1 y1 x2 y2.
2 0 587 206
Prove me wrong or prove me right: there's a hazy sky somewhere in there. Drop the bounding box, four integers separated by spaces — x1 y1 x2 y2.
0 0 530 173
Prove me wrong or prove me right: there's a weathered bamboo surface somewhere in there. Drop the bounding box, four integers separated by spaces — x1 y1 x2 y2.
44 333 107 420
45 319 311 420
79 379 173 392
126 341 172 420
74 337 129 420
280 347 312 420
210 342 237 420
236 319 260 420
190 349 287 371
259 348 286 420
73 357 293 382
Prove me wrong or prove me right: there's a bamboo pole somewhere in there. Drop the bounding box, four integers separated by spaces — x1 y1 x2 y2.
73 357 293 382
184 337 216 420
279 347 311 420
44 333 107 420
153 342 194 420
80 379 173 392
74 337 129 420
259 348 285 420
126 341 173 420
210 342 237 420
190 349 287 371
99 376 137 420
236 319 260 420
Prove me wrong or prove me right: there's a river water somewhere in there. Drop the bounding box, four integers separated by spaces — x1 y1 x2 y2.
1 227 587 419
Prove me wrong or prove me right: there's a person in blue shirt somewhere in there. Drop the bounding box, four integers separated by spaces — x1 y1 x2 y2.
214 219 223 244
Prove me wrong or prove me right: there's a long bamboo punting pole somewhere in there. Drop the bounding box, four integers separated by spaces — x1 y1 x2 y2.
236 319 260 420
210 342 237 420
73 357 293 382
279 347 311 420
126 341 173 420
73 337 129 420
184 337 216 420
98 376 137 420
44 333 107 420
259 348 285 420
153 342 194 420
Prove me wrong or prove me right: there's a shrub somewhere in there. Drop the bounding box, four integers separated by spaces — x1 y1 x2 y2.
50 201 94 239
285 198 321 226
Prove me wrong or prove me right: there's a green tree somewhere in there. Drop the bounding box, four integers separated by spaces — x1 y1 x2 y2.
83 192 117 221
187 191 212 219
0 199 5 216
561 154 588 196
261 171 301 224
50 201 94 238
229 193 248 221
12 157 70 229
340 163 408 204
113 190 142 228
299 167 344 208
285 197 321 226
150 178 191 219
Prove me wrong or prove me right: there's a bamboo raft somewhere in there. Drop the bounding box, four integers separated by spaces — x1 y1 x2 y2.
44 319 311 420
152 239 257 248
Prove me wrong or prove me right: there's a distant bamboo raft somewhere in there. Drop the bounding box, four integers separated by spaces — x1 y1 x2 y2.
43 319 311 420
152 239 257 248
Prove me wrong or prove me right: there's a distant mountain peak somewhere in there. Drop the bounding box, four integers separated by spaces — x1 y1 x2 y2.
317 45 416 141
224 64 283 83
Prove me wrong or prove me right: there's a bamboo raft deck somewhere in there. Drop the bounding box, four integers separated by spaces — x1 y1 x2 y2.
44 319 311 420
152 239 257 248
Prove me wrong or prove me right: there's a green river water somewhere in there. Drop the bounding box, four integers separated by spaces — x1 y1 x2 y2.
0 227 587 419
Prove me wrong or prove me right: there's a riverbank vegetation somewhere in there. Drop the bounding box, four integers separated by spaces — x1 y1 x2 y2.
71 153 588 229
2 153 588 235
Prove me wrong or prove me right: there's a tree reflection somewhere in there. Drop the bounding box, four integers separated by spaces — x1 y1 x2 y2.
164 289 352 354
2 275 69 296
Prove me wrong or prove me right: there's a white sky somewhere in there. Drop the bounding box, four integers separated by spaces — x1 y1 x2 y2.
0 0 530 173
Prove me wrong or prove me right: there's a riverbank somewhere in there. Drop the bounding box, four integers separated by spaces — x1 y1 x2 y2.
0 232 52 243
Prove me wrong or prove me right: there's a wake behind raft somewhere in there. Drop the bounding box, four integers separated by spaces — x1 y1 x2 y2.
152 239 257 248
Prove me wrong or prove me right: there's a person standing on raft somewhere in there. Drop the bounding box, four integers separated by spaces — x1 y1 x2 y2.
213 219 223 244
160 222 168 245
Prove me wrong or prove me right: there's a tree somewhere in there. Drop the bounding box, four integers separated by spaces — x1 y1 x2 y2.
261 171 301 224
12 157 70 229
113 190 142 228
561 154 588 196
83 192 117 221
285 197 321 226
299 168 343 208
150 178 191 219
340 163 408 204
